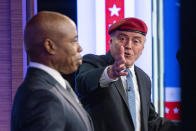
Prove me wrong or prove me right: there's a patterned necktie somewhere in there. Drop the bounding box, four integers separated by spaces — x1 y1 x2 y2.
125 69 137 129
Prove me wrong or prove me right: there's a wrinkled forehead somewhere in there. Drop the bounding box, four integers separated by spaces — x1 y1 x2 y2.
113 30 146 40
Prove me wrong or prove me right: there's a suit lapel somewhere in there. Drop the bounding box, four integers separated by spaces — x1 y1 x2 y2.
114 77 136 129
54 81 91 131
114 66 149 130
105 52 135 123
114 79 129 107
105 51 130 113
28 68 92 130
135 67 148 131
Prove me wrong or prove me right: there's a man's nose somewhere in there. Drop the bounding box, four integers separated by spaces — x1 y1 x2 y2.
78 43 83 52
125 40 132 49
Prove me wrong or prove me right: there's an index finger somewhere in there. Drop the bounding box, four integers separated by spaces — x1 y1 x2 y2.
119 45 125 58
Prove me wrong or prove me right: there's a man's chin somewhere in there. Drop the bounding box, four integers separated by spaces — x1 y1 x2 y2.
61 62 81 75
69 65 80 73
125 62 134 68
78 60 82 65
60 68 76 75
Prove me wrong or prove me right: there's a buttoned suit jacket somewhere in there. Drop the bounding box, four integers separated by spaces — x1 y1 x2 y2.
76 51 178 131
11 67 94 131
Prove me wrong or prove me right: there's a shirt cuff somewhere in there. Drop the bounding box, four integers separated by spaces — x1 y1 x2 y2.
99 66 118 87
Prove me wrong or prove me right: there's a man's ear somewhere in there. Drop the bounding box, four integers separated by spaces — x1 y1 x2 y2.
44 38 56 55
110 38 112 43
109 38 113 46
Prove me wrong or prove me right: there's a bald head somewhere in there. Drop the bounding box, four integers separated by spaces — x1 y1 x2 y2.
24 11 82 74
24 11 75 61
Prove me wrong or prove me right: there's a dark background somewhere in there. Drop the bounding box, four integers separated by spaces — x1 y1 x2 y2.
180 0 196 130
38 0 77 88
38 0 77 23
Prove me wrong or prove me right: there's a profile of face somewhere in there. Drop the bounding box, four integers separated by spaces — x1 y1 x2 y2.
24 11 82 74
110 31 145 67
54 20 82 74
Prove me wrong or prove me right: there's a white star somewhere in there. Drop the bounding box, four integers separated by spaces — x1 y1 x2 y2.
173 107 179 114
108 4 121 16
108 20 117 27
165 107 170 114
113 20 117 23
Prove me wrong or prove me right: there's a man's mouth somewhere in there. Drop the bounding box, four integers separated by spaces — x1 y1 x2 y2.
124 52 132 56
78 56 83 65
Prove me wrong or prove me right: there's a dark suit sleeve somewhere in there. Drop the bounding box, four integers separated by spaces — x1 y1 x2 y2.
21 90 65 131
137 67 180 131
148 102 180 131
76 59 106 97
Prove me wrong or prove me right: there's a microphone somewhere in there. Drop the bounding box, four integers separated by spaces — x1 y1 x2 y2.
126 87 131 91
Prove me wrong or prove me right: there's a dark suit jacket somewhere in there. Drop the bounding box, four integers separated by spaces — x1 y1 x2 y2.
11 67 94 131
76 51 179 131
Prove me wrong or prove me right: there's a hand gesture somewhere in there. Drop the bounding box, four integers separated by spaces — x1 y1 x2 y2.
107 46 128 79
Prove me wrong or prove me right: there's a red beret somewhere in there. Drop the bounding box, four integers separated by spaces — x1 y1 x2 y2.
108 17 148 36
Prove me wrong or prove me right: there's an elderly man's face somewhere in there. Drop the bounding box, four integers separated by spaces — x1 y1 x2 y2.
55 21 82 74
110 31 145 67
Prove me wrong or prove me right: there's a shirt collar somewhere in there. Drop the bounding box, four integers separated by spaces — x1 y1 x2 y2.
29 62 66 89
128 65 135 76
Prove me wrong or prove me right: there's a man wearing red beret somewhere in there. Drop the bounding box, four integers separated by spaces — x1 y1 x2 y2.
76 17 179 131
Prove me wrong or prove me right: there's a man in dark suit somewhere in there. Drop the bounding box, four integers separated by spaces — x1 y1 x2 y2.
76 18 179 131
11 11 94 131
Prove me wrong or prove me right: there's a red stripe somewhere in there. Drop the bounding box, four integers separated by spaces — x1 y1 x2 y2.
165 102 181 120
105 0 124 52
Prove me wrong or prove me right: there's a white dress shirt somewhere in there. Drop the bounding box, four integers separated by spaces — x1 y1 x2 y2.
29 62 66 89
100 65 141 131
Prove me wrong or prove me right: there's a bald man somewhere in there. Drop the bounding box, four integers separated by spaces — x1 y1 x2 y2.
11 11 94 131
